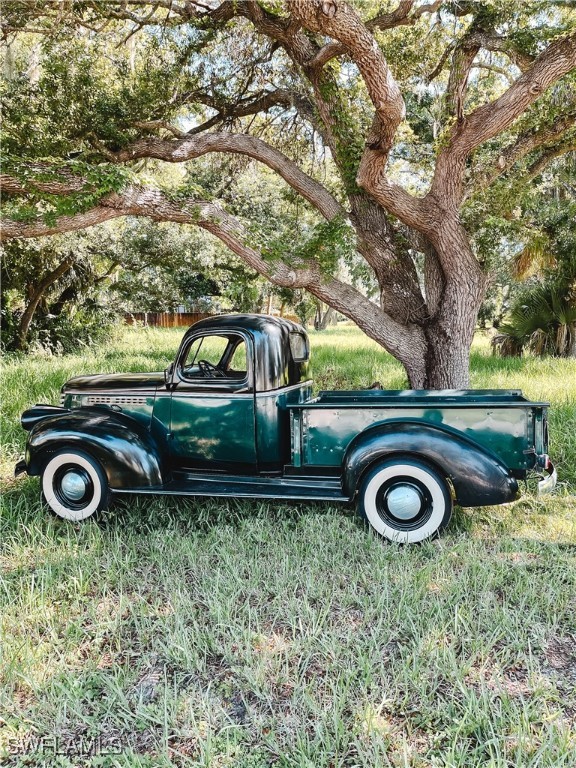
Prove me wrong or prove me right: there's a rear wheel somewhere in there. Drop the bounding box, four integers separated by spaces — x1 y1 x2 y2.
357 457 452 543
41 450 109 521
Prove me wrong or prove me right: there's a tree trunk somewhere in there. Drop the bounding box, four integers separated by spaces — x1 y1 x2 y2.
422 323 475 389
315 304 336 330
15 255 74 350
568 323 576 358
393 311 480 390
385 224 488 389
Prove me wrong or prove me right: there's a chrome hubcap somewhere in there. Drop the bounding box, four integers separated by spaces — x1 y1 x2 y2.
60 471 87 501
386 484 423 520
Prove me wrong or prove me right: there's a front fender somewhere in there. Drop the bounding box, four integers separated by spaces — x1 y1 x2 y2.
25 407 164 489
342 421 519 507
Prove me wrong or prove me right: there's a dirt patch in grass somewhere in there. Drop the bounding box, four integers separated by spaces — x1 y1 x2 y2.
541 635 576 723
544 635 576 679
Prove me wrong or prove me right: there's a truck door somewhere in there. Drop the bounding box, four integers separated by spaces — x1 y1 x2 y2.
169 331 257 469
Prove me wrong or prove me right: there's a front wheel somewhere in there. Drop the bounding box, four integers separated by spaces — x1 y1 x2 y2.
357 457 452 543
41 450 110 521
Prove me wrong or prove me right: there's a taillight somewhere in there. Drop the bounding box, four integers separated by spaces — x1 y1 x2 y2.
537 453 550 469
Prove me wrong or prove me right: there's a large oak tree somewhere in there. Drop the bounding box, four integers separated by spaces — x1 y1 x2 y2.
1 0 575 386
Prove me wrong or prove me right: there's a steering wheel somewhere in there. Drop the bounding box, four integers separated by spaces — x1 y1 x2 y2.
198 359 226 378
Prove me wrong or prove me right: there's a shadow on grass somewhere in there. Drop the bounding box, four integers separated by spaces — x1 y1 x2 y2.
107 493 351 536
5 475 573 557
1 475 354 540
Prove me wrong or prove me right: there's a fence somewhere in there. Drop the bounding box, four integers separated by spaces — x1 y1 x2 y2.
123 312 213 328
124 311 303 328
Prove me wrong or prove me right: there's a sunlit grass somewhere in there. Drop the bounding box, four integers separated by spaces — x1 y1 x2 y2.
1 322 575 766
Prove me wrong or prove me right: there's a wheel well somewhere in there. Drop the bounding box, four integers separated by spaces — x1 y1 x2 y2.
33 445 101 476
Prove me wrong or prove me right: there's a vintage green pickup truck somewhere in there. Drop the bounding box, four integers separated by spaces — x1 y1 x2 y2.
17 314 556 542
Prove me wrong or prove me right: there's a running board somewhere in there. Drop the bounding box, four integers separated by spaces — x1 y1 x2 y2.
114 471 348 502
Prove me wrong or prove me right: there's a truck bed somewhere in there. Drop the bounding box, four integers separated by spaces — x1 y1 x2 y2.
288 389 548 471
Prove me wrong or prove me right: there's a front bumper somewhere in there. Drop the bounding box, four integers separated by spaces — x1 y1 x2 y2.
537 461 557 495
15 458 27 477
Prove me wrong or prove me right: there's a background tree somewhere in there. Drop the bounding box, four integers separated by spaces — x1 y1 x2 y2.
1 231 119 352
1 0 575 386
0 216 293 351
107 218 266 314
491 164 576 358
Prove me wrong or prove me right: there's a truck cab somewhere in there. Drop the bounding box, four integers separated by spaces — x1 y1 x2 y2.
17 314 556 543
159 314 311 472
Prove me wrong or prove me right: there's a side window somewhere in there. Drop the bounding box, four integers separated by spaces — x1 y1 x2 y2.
229 342 247 372
183 337 203 372
181 334 247 380
289 332 308 362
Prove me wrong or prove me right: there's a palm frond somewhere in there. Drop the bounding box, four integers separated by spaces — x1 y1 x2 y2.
512 233 556 280
492 282 576 358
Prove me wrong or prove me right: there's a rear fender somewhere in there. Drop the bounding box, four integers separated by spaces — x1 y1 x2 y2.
25 407 164 489
342 421 519 507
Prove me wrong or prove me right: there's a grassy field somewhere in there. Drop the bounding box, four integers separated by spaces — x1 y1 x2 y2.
1 324 575 767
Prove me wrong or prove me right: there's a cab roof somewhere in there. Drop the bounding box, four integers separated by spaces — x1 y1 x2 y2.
186 313 306 337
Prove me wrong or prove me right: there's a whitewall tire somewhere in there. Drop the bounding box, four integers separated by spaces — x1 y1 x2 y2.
41 451 109 521
357 458 452 543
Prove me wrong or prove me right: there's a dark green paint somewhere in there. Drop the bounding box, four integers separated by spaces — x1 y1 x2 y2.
290 390 541 472
170 392 257 467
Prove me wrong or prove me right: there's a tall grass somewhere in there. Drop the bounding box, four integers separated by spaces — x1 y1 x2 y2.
1 324 575 767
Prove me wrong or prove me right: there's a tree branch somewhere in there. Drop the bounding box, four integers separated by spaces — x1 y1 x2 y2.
472 62 515 85
463 30 535 73
292 0 405 152
432 30 576 201
290 0 426 229
16 254 76 349
0 187 426 361
0 207 122 241
443 19 524 123
473 109 576 191
181 88 319 135
133 120 189 139
445 35 481 122
308 0 441 70
450 31 576 158
526 139 576 179
1 164 86 196
114 131 344 221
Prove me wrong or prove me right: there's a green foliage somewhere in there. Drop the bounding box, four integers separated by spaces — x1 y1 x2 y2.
474 173 576 331
493 283 576 358
316 63 366 194
2 156 134 225
109 218 266 314
37 300 120 354
0 232 120 353
1 27 206 158
260 214 355 278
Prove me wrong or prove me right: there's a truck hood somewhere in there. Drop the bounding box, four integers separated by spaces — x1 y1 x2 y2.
64 372 165 393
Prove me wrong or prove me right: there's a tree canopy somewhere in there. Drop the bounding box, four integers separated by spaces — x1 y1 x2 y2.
1 0 575 384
